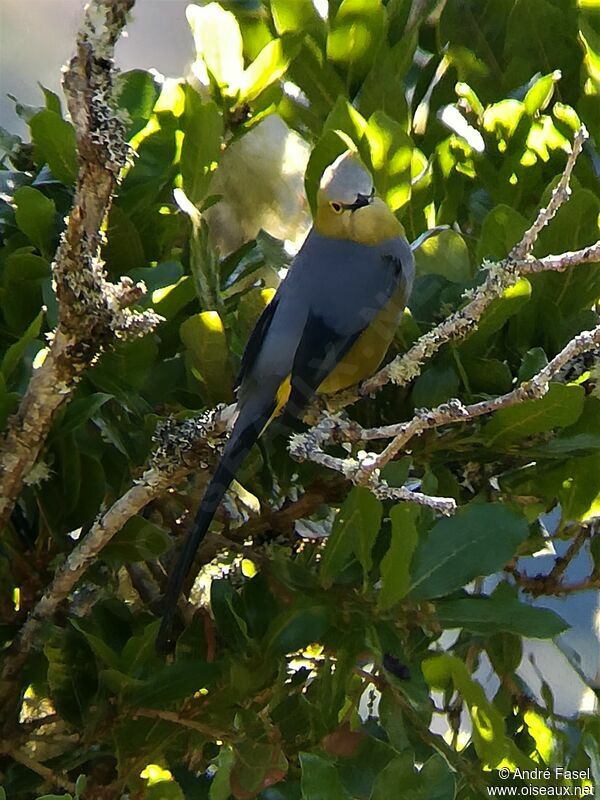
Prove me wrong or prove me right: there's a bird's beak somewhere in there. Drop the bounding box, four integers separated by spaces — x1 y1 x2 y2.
342 192 373 212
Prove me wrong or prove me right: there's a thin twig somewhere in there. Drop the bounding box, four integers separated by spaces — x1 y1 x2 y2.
290 324 600 508
132 708 222 739
6 747 76 794
510 125 588 260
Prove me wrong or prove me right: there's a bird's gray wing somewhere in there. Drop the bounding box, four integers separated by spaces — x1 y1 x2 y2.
286 233 413 415
235 230 413 416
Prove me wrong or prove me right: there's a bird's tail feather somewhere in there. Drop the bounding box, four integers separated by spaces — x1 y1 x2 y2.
156 403 274 652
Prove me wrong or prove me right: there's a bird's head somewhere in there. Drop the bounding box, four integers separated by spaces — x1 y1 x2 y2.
314 151 402 245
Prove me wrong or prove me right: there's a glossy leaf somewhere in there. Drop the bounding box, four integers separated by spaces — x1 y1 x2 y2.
436 594 568 638
327 0 386 85
180 311 233 404
181 93 223 206
29 109 78 184
299 753 352 800
378 504 419 609
414 229 471 283
484 383 585 446
1 308 43 382
13 185 56 258
408 504 529 600
365 110 412 212
239 35 299 103
102 515 171 565
115 69 160 138
320 487 382 586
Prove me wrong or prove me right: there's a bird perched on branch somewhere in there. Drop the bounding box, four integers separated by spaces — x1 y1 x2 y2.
157 151 415 652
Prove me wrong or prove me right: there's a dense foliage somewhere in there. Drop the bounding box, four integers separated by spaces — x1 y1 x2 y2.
1 0 599 798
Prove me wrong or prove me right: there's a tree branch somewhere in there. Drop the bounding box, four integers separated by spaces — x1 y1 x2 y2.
0 0 160 534
357 127 591 399
285 126 599 510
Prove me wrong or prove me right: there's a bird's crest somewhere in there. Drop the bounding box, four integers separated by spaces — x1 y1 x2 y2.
319 151 373 205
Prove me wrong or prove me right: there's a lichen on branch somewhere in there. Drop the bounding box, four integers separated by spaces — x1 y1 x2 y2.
0 0 161 535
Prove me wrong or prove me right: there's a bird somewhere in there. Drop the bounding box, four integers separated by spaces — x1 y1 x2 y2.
156 151 415 652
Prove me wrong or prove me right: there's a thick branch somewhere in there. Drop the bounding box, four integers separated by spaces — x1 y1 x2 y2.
0 0 160 534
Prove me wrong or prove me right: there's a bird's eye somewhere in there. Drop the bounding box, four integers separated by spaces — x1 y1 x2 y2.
329 201 343 214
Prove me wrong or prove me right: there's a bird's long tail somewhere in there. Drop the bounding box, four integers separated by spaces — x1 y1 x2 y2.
156 403 274 652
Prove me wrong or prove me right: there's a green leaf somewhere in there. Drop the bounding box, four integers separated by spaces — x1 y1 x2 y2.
463 356 513 395
3 252 50 283
230 740 288 797
29 109 78 184
378 504 419 609
336 737 396 797
299 753 352 800
476 205 529 263
435 594 568 638
35 796 72 800
102 515 171 565
180 311 233 404
504 0 581 99
408 503 529 600
186 3 244 94
357 38 413 126
455 81 484 119
1 308 43 382
327 0 386 85
271 0 324 36
51 392 112 441
14 186 56 258
415 229 471 283
211 579 251 652
239 35 299 103
484 383 585 447
146 781 184 800
44 626 98 727
65 453 106 530
209 747 234 800
365 111 413 212
524 71 561 116
411 364 459 409
320 487 382 587
39 84 63 116
370 752 418 800
422 654 509 767
266 604 331 656
419 754 456 800
461 278 532 356
181 92 223 207
518 348 548 382
123 660 220 707
287 36 347 120
103 205 146 273
119 127 177 215
115 69 160 138
486 631 523 676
